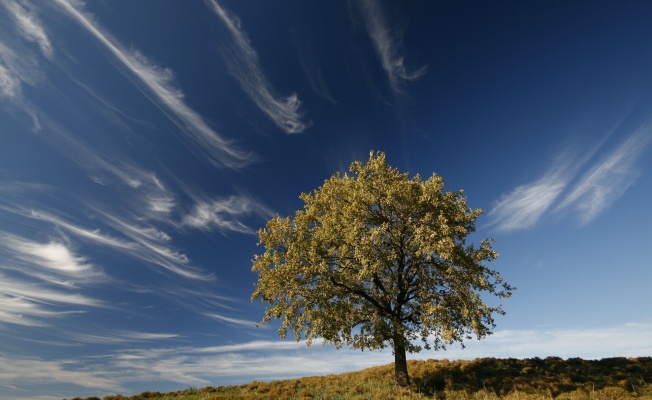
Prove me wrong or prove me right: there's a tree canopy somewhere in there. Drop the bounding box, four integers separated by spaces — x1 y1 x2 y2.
251 152 513 386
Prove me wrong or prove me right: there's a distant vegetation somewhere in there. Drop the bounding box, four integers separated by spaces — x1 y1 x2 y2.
66 357 652 399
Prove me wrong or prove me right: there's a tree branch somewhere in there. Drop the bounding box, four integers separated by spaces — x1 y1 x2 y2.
329 276 392 315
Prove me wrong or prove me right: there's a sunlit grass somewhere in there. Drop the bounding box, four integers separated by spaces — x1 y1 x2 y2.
68 357 652 399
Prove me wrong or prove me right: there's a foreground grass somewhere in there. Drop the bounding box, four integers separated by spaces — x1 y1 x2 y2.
70 357 652 400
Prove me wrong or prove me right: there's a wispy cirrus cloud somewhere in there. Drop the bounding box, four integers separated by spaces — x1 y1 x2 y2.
28 210 135 250
488 171 569 232
0 233 106 286
204 312 258 328
556 128 652 224
0 210 108 328
0 292 62 327
489 127 651 232
134 173 177 218
0 37 42 129
88 162 178 219
182 195 267 234
67 329 179 345
0 355 123 393
4 235 92 274
0 274 102 326
98 210 211 280
52 0 253 169
23 114 179 220
0 0 56 130
205 0 310 134
1 205 208 281
0 0 53 59
97 337 370 388
40 208 210 280
358 0 427 93
0 56 21 99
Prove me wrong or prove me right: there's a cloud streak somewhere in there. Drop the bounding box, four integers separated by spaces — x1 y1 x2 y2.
358 0 427 93
205 0 310 134
0 233 107 287
0 274 102 326
1 0 53 58
43 209 210 280
182 196 264 234
67 329 179 345
0 206 209 281
0 35 42 128
556 128 652 224
28 210 135 250
0 355 122 393
4 235 93 274
204 312 258 328
489 127 651 231
488 172 568 232
52 0 253 169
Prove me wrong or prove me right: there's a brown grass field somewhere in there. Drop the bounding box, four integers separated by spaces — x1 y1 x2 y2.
68 357 652 400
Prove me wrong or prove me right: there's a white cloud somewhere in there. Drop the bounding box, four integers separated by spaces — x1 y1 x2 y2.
0 40 42 128
1 177 209 281
80 210 211 281
0 274 102 326
15 207 209 280
182 196 259 234
489 127 651 231
0 0 53 58
143 174 177 216
488 173 568 232
67 329 179 345
205 0 310 134
204 312 258 328
0 277 101 307
0 355 122 392
92 166 178 219
22 121 179 220
358 0 427 93
99 337 378 387
0 233 109 291
0 0 57 130
28 210 135 250
556 129 652 224
52 0 254 169
0 292 59 326
22 115 153 191
0 61 21 98
148 194 176 214
4 235 93 275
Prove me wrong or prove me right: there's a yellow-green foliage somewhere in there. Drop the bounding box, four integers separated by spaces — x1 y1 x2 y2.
252 151 513 356
71 357 652 400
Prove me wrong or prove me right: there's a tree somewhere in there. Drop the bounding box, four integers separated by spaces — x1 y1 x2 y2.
251 151 514 386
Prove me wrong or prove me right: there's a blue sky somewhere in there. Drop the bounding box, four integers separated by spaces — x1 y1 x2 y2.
1 0 651 398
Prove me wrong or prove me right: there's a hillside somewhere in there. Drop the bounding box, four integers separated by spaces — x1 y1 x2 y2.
70 357 652 400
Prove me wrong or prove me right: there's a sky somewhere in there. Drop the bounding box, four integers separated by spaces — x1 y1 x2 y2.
1 0 652 398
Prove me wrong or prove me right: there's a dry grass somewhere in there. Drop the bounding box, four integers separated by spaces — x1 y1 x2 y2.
68 357 652 400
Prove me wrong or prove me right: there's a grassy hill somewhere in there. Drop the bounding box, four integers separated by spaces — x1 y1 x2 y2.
70 357 652 400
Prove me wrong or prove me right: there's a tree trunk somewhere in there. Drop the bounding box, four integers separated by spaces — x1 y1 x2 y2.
394 342 410 387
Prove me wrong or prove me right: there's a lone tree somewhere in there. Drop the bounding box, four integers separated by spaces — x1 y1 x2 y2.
251 152 513 386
